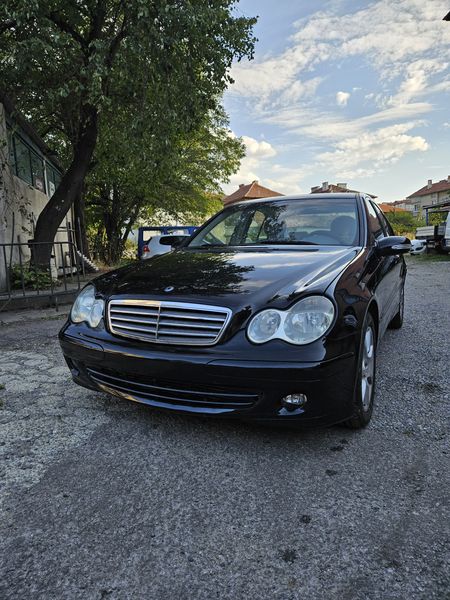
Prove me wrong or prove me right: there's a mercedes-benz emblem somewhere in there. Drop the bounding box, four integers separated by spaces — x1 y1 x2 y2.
164 286 175 293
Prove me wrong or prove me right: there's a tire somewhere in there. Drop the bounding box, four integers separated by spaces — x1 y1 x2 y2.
345 313 377 429
388 284 404 329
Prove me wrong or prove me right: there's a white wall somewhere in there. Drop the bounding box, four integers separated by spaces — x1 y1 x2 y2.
0 103 71 292
409 186 450 216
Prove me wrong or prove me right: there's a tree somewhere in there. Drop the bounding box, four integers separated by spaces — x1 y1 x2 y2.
0 1 256 264
87 105 244 264
386 210 425 236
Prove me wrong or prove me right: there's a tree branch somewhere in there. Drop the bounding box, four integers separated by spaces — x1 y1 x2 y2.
105 12 128 70
87 0 106 44
48 12 87 49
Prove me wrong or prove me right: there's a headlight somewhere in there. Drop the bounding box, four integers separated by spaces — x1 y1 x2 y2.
71 285 105 327
247 296 335 345
247 309 282 343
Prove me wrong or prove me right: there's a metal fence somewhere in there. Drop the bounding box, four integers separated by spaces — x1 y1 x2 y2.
0 240 91 311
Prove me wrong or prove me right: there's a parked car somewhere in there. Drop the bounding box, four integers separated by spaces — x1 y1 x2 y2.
60 193 410 429
138 226 198 258
141 235 172 259
410 239 427 255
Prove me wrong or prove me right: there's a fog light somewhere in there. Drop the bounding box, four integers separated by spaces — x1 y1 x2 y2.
282 393 307 408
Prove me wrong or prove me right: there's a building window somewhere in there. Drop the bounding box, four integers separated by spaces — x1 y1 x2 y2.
13 135 33 185
31 152 46 192
47 166 62 197
7 133 59 194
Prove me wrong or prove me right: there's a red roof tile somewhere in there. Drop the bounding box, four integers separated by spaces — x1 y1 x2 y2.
377 202 407 213
408 179 450 198
223 181 284 206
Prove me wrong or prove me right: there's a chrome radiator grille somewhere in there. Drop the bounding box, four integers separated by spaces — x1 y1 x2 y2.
108 299 232 346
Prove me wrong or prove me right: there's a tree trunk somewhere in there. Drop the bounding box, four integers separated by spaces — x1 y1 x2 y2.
32 106 98 266
74 189 91 260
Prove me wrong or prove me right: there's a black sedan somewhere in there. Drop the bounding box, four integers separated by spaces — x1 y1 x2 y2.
60 193 410 428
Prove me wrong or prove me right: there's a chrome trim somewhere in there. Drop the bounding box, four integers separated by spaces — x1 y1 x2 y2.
107 299 232 346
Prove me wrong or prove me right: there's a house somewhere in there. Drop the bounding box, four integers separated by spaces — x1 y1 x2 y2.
310 181 377 199
406 178 450 217
0 92 71 292
223 180 283 206
376 201 411 214
377 202 397 213
389 199 415 213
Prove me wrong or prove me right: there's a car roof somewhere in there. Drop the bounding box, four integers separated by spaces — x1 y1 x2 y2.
230 192 361 207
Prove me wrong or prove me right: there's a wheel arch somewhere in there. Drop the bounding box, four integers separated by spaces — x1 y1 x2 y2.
367 300 379 340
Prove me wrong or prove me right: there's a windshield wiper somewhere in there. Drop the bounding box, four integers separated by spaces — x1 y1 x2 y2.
245 240 319 246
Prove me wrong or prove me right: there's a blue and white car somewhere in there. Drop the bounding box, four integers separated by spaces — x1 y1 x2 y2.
410 239 427 255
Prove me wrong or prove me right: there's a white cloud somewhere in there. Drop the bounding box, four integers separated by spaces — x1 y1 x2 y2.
226 167 261 194
231 0 450 109
223 135 279 194
226 0 450 192
389 58 450 105
265 103 431 140
317 123 429 175
241 136 276 159
336 91 350 106
274 77 322 107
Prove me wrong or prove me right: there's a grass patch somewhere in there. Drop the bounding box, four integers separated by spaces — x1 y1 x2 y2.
406 253 450 263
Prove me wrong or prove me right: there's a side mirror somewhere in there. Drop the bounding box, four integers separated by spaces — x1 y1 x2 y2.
376 236 411 257
159 235 189 248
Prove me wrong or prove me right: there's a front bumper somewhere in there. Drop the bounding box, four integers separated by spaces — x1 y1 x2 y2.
59 325 358 426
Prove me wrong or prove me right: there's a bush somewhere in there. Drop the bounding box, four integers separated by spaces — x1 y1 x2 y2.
122 239 138 260
386 211 425 237
9 264 55 290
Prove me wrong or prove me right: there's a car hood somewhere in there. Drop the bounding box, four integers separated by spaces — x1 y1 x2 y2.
94 246 359 310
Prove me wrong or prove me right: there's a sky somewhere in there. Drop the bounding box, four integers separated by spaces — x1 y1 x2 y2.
223 0 450 202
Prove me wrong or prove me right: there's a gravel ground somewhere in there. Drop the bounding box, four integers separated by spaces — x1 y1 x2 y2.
0 259 449 600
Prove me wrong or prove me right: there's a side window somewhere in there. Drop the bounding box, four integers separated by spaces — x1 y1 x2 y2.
201 210 242 245
245 210 268 243
373 202 394 236
365 200 386 241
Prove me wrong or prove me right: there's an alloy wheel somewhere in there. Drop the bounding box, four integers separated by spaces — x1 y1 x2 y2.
361 325 375 412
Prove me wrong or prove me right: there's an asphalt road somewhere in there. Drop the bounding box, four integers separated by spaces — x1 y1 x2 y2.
0 258 449 600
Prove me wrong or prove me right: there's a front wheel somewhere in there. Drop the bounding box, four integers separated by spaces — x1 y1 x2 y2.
345 314 377 429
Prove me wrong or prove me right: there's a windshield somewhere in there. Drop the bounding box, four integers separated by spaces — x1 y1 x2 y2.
189 197 360 248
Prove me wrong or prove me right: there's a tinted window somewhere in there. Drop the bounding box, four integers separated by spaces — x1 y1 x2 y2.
372 202 394 236
189 198 360 248
366 201 385 241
